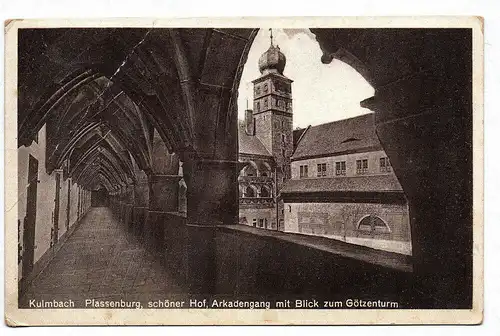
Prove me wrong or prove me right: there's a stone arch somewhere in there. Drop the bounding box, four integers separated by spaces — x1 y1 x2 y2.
242 161 259 177
357 215 391 233
260 161 272 177
244 185 258 198
260 184 272 198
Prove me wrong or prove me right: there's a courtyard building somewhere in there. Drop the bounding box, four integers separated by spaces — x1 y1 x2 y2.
282 113 411 255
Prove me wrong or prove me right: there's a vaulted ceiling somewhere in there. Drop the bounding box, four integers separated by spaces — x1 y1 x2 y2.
18 28 258 191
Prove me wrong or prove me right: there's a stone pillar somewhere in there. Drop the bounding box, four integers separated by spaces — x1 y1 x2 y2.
363 70 472 308
144 174 182 250
311 28 473 309
119 185 126 224
132 172 149 237
123 184 135 231
182 158 244 294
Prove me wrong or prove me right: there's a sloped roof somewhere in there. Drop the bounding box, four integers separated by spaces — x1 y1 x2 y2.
293 127 308 150
238 121 272 157
281 175 404 194
292 113 381 160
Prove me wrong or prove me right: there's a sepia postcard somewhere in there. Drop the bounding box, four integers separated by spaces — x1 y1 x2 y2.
4 16 483 326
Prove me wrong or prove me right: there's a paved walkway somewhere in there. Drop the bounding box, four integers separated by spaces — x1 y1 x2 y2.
19 207 186 308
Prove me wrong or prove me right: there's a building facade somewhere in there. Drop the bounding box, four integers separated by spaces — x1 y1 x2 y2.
281 113 412 255
238 36 411 255
238 35 293 231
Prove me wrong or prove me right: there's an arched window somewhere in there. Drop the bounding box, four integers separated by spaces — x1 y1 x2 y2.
260 161 271 177
243 161 258 177
245 186 255 198
357 215 390 233
260 186 271 198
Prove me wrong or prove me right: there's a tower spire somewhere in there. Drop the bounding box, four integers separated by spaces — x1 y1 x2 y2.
269 28 274 46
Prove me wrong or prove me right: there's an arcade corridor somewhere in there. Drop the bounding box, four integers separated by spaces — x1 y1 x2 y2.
13 27 473 309
19 207 186 308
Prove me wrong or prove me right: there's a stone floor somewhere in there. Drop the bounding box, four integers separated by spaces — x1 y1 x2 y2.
19 207 187 308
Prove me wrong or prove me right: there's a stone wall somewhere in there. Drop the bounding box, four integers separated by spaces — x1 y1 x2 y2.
284 201 411 254
17 125 92 286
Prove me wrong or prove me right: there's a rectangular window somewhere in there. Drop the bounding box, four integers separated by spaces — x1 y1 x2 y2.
259 219 264 228
380 157 391 172
252 218 257 227
281 134 286 143
335 161 346 176
300 165 309 178
317 163 327 177
356 159 369 174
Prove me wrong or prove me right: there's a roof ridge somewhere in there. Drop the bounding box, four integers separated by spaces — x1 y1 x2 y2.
307 112 374 129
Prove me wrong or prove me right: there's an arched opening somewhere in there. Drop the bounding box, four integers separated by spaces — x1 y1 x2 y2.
357 215 391 234
260 185 271 198
242 161 259 177
14 26 474 310
244 185 256 198
91 187 109 207
260 161 272 177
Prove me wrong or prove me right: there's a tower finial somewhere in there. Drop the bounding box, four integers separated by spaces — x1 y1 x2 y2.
269 28 274 46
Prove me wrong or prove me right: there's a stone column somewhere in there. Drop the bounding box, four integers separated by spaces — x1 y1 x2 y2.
119 185 126 224
144 174 182 250
182 158 244 294
363 70 472 308
132 173 149 237
123 184 135 231
311 28 473 309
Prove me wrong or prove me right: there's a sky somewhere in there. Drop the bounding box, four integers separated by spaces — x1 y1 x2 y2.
237 28 375 129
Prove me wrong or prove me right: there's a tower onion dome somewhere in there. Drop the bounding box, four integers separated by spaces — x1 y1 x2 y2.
258 30 287 75
258 44 286 75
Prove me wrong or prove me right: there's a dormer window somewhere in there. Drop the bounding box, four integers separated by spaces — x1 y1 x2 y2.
341 137 360 144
